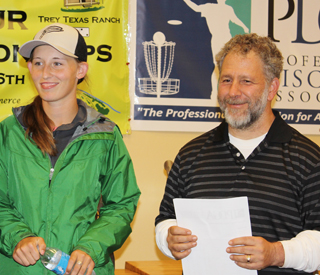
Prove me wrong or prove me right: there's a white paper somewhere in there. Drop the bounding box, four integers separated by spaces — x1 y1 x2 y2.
173 197 257 275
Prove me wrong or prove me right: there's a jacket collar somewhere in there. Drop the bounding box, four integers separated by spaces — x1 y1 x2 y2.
13 99 115 135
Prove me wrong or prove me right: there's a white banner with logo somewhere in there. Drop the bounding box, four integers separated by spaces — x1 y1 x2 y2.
129 0 320 134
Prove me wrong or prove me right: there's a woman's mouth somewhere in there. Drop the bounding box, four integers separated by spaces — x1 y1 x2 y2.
40 82 58 89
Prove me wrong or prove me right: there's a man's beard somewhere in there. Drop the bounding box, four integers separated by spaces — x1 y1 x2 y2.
218 88 269 130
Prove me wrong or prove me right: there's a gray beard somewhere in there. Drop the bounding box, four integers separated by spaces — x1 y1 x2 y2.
219 89 269 130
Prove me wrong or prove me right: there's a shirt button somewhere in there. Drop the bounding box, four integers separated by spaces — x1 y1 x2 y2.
241 166 245 170
236 152 241 157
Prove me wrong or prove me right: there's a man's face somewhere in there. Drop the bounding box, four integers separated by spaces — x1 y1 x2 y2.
217 51 270 130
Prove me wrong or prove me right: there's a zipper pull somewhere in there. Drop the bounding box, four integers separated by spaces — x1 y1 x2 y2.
49 168 54 181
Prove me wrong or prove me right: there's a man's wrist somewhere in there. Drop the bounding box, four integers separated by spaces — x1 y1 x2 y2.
155 219 177 259
272 242 285 267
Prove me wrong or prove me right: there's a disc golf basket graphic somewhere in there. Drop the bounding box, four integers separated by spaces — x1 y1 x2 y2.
138 32 180 98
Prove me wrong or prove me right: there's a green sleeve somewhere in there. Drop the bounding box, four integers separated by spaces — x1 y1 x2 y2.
0 123 36 257
73 126 140 267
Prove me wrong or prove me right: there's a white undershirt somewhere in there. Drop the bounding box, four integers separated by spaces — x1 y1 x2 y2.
228 133 266 159
155 134 320 272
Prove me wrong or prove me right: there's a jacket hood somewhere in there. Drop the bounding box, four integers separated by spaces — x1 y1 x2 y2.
12 99 117 138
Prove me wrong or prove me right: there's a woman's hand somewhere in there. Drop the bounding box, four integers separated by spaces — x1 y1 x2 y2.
66 249 95 275
13 237 46 266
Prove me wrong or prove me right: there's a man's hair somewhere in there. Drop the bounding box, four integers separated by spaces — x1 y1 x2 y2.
215 33 283 83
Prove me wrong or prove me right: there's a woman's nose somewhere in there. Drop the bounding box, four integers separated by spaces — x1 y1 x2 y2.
42 65 52 79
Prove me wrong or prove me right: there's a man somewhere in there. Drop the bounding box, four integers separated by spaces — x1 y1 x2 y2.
155 33 320 274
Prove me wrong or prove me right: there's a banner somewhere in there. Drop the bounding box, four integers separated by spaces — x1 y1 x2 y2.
130 0 320 134
1 0 131 134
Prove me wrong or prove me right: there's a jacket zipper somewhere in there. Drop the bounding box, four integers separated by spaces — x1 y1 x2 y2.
49 167 54 185
47 117 106 186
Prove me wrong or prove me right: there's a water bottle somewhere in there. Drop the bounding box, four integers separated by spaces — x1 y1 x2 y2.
40 247 96 275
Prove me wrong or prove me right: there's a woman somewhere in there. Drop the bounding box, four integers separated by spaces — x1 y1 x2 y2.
0 23 140 275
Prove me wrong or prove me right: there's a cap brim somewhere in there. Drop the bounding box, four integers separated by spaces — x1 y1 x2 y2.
19 40 78 59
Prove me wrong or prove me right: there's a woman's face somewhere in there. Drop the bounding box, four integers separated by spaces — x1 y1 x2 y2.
27 45 87 105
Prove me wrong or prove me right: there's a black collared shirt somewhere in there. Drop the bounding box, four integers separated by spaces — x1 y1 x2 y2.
156 111 320 274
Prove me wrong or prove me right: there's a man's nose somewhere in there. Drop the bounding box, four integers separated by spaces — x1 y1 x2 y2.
228 81 241 97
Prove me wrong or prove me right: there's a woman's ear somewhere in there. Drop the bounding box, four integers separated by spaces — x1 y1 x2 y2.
27 61 33 73
77 62 88 81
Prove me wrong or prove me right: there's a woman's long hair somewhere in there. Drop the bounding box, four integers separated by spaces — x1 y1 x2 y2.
22 95 57 156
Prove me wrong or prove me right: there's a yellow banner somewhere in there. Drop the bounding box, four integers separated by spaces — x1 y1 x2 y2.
0 0 131 134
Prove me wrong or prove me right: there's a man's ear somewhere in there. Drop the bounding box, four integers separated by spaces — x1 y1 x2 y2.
77 62 88 81
267 77 280 101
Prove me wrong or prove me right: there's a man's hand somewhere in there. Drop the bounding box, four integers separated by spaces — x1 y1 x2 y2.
167 226 197 260
65 249 95 275
226 236 285 270
13 237 46 266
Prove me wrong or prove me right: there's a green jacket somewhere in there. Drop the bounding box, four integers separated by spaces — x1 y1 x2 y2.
0 104 140 274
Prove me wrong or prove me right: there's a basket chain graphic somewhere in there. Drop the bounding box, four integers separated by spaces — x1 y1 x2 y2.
139 32 180 98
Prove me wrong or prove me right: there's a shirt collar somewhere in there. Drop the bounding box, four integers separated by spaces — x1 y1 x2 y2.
54 99 87 131
211 110 293 144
